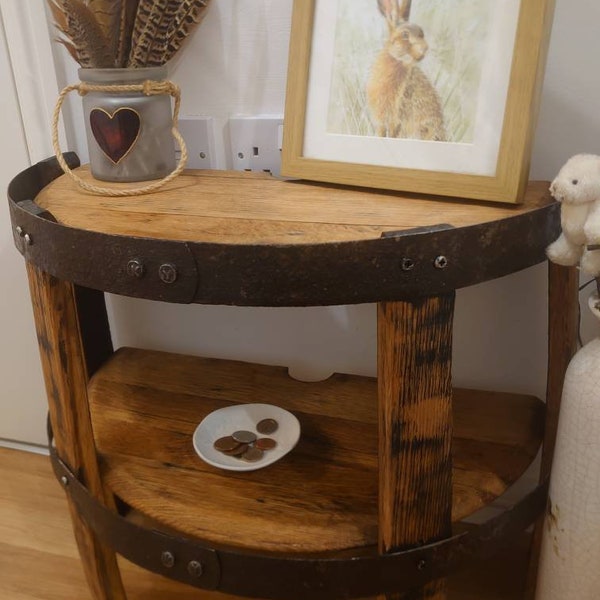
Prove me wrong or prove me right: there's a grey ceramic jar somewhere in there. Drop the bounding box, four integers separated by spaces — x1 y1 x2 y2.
79 67 176 182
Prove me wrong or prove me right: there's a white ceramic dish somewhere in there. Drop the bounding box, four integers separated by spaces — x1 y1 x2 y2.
192 403 301 472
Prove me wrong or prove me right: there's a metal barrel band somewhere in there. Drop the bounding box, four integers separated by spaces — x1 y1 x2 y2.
47 418 221 590
47 416 548 600
9 156 560 307
9 155 199 304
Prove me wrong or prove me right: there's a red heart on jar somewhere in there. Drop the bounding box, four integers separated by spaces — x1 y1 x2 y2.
89 107 141 164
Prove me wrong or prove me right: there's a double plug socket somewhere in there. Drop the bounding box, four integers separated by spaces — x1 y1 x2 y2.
176 116 284 176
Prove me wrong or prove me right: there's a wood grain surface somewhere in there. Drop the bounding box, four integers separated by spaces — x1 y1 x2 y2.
26 264 126 600
87 347 543 555
35 168 552 244
0 446 532 600
377 297 455 600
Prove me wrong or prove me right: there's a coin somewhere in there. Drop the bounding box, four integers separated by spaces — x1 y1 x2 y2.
232 430 257 444
242 447 264 462
223 443 248 457
256 418 278 435
255 437 277 450
213 436 240 452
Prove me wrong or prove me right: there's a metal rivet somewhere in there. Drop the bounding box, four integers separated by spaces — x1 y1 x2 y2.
187 560 203 578
24 233 33 246
199 152 207 159
158 263 178 284
16 226 24 237
401 258 415 271
434 255 448 269
161 551 175 568
417 559 427 570
127 259 146 279
60 476 68 486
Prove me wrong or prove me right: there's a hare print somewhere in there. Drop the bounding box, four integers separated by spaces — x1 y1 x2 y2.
367 0 446 141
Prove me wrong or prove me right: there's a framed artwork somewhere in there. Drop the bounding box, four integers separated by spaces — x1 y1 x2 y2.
281 0 556 203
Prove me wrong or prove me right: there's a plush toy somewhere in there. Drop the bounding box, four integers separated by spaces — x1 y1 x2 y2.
546 153 600 276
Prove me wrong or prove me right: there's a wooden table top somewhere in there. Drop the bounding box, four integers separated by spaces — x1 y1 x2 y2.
10 160 558 305
36 167 553 245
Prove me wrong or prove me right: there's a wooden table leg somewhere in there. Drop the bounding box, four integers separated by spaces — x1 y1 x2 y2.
378 294 455 600
26 264 127 600
525 263 579 598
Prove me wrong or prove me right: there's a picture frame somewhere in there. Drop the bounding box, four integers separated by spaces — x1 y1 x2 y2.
281 0 556 204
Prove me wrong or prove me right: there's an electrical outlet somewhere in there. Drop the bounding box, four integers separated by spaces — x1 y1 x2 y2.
177 117 220 169
229 116 284 176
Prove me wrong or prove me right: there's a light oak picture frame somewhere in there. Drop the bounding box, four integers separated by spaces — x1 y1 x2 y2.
281 0 556 204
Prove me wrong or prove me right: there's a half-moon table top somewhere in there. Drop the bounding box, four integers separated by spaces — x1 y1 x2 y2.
36 166 554 246
9 157 558 306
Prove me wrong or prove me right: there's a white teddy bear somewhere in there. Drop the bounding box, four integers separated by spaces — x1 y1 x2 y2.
546 153 600 276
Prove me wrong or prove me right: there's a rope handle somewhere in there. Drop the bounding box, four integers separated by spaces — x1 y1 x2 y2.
52 80 188 197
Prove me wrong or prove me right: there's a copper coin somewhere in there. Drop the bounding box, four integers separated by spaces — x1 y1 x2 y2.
223 443 249 456
213 436 240 452
242 447 264 462
255 437 277 450
232 430 257 444
256 418 278 435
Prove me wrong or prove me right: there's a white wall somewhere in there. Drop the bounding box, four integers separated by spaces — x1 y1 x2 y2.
0 0 69 447
5 0 599 444
0 9 48 445
105 0 597 399
531 0 600 343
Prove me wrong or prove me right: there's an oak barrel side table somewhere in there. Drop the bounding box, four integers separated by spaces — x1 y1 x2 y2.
8 154 578 600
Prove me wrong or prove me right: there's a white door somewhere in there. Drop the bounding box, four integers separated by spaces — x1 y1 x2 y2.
0 2 59 446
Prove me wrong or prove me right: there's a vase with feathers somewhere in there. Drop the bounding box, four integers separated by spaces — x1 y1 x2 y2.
47 0 211 183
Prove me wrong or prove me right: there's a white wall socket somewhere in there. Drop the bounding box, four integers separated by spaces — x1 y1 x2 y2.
177 117 220 169
229 116 284 176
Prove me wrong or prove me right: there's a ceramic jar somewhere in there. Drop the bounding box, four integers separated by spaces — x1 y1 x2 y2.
536 291 600 599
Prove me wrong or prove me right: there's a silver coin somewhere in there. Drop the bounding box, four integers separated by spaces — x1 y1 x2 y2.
232 430 257 444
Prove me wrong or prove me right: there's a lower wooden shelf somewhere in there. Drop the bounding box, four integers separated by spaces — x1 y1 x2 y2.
0 446 530 600
88 347 543 557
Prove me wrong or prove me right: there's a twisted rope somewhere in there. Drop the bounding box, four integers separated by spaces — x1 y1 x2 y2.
52 80 188 196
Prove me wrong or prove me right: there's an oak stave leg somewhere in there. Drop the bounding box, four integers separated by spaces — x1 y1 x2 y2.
378 294 455 600
26 263 127 600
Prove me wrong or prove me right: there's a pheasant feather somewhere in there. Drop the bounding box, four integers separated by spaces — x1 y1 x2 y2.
48 0 114 67
164 0 209 63
145 0 182 66
86 0 123 60
46 0 211 68
47 0 69 34
56 38 80 64
128 0 179 68
116 0 140 67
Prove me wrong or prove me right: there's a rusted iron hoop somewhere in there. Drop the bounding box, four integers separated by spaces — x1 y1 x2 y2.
9 155 559 307
48 433 547 600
